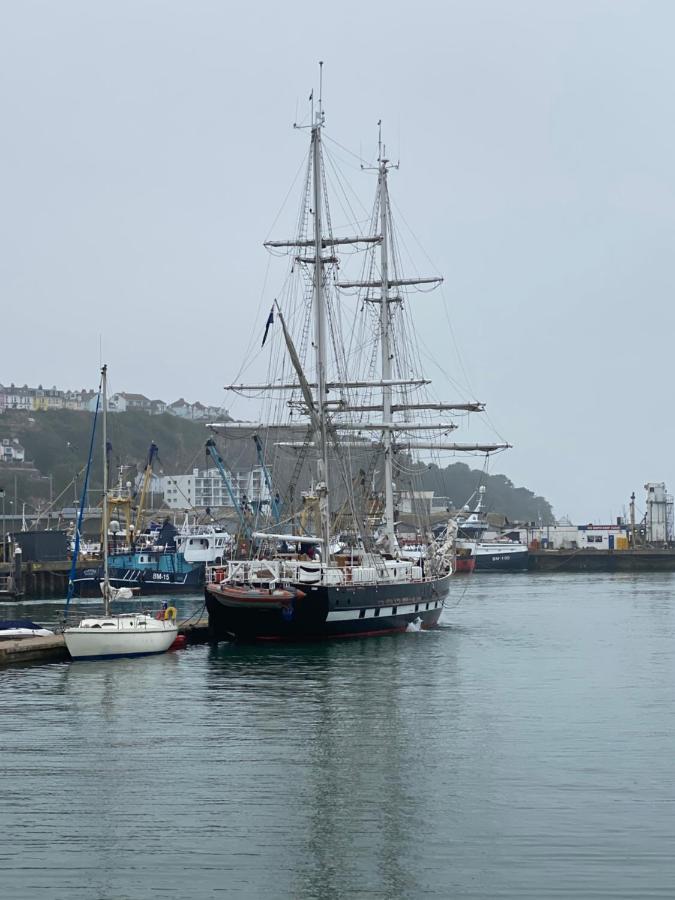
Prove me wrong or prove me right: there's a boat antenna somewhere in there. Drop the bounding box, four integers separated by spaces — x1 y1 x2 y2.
294 62 325 131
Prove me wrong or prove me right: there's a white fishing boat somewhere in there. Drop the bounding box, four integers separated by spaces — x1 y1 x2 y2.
64 365 178 660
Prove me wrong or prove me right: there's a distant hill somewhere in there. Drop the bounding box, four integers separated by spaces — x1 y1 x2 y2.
0 411 555 524
413 461 554 524
0 409 213 507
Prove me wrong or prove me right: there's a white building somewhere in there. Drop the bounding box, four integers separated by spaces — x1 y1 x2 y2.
398 490 435 516
521 523 630 550
161 466 270 511
0 439 25 463
108 393 129 412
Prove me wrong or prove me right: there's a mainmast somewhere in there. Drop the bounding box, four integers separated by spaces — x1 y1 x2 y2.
310 95 332 556
101 364 110 615
378 138 397 552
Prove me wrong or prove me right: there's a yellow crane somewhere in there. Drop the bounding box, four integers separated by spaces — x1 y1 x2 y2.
134 442 159 537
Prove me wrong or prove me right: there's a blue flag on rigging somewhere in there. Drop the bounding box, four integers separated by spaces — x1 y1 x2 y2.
261 306 274 347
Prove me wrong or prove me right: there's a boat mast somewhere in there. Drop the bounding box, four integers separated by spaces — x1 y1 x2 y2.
101 364 110 614
378 133 397 552
310 73 331 557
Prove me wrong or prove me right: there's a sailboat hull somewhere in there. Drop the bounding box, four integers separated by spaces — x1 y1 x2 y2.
205 573 450 641
64 616 178 660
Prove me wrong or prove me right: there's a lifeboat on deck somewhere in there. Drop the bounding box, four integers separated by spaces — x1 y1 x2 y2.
206 582 305 610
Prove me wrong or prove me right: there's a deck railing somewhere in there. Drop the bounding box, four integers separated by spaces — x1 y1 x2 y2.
206 558 430 588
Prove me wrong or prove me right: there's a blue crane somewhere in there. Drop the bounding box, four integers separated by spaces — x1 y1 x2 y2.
252 433 282 524
205 438 251 538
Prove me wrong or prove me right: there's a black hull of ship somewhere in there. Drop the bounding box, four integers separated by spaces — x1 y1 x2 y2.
205 573 451 642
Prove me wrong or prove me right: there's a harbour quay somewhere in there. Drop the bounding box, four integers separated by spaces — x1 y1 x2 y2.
528 547 675 572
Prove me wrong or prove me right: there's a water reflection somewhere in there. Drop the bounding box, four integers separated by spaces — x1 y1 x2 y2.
3 576 675 897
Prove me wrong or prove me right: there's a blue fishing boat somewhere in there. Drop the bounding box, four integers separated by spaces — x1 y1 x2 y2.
75 524 231 595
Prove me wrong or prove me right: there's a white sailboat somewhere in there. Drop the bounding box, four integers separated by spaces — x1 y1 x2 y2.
64 365 178 660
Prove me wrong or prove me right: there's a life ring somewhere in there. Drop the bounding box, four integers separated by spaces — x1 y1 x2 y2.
214 568 225 584
165 605 177 622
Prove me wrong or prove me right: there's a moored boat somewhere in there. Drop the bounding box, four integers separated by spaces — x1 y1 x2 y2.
64 366 178 660
454 548 476 574
0 620 54 641
206 557 449 640
205 76 509 642
74 531 224 595
461 539 529 572
454 487 529 572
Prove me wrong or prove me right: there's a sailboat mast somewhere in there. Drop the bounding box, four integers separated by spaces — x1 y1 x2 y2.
378 151 397 550
101 364 110 615
311 114 331 555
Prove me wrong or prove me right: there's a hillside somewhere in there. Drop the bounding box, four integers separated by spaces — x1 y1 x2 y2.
0 411 554 523
0 410 212 507
414 461 554 524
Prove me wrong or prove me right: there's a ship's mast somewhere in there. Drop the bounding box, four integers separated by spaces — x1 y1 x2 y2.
378 138 397 552
101 364 110 615
311 95 332 556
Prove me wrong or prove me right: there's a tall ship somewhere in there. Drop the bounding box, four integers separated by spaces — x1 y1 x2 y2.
205 78 509 641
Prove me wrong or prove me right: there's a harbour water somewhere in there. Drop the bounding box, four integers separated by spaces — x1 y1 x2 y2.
2 573 675 898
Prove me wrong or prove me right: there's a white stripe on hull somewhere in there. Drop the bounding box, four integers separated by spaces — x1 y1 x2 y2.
326 600 442 622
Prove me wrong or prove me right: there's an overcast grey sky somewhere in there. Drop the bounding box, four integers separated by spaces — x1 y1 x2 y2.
2 0 674 522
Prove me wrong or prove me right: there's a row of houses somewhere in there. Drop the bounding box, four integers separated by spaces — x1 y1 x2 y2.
0 385 96 412
104 394 225 420
0 384 227 421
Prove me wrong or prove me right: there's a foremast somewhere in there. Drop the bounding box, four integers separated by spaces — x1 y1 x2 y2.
310 110 332 557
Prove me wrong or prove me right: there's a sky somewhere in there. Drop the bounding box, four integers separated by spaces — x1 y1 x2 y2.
2 0 675 522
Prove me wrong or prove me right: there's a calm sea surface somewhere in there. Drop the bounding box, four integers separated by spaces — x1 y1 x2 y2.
1 573 675 899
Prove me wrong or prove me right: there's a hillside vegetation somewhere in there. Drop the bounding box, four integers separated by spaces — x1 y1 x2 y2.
0 411 554 523
0 410 211 506
414 461 554 524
